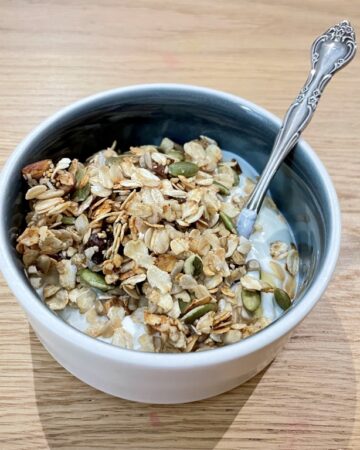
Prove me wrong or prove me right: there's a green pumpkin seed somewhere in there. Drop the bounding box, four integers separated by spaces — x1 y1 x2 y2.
232 169 240 186
181 303 217 324
213 181 230 195
253 304 263 318
274 288 291 310
233 169 240 186
231 159 242 175
75 167 86 186
219 211 237 234
165 150 185 161
106 156 123 165
72 183 90 202
184 254 203 277
106 153 133 165
242 289 261 312
79 269 111 291
61 216 75 225
168 161 199 178
178 299 188 313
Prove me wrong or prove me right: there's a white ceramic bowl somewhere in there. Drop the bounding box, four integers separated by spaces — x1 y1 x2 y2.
0 84 340 403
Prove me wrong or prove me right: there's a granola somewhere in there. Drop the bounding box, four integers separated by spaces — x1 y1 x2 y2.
17 136 299 352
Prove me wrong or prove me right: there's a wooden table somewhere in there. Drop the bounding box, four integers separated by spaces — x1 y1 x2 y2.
0 1 359 448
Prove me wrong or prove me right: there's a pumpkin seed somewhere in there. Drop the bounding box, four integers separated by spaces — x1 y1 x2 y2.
106 156 123 165
184 254 203 277
219 211 237 234
178 299 188 313
253 304 263 318
72 183 90 202
106 153 133 165
213 181 230 195
181 303 217 324
79 269 111 291
168 161 199 178
75 167 86 186
61 216 75 225
232 169 240 186
165 150 185 161
274 288 291 310
242 289 261 312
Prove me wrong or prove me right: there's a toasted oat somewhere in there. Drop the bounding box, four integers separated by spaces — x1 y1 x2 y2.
18 136 298 353
270 240 289 260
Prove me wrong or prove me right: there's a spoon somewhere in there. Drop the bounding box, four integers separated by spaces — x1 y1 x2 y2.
237 20 356 238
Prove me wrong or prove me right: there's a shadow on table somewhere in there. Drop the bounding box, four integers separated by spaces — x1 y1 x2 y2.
30 299 357 450
29 327 264 450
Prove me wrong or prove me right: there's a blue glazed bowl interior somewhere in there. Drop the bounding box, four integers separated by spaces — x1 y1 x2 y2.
5 86 329 312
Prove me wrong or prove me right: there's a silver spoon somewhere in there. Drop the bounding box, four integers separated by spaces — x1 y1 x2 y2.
237 20 356 238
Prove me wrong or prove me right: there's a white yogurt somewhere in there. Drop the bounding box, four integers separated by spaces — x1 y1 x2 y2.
223 150 296 322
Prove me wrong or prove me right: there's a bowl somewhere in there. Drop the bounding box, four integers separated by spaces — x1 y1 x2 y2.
0 84 340 404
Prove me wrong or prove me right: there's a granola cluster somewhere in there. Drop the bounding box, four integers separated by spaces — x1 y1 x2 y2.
16 136 298 352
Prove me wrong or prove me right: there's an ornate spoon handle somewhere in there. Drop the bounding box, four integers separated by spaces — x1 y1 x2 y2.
237 20 356 238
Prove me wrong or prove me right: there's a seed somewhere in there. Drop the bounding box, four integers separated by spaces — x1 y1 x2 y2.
213 181 230 195
178 299 188 313
232 169 240 186
184 254 203 277
75 167 86 186
242 289 261 312
79 269 111 291
168 161 199 178
219 211 237 234
274 288 291 310
253 305 263 318
106 153 133 165
61 216 75 225
181 303 217 324
72 183 90 202
106 156 123 165
166 150 184 161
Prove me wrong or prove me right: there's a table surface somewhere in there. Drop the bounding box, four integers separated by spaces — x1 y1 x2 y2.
0 1 359 449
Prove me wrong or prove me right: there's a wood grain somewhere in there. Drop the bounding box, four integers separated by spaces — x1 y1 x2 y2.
0 1 359 449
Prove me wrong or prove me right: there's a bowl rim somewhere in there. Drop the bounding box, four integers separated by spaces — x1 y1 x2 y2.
0 83 341 368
